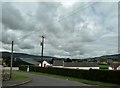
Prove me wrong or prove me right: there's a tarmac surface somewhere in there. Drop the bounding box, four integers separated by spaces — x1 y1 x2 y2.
2 78 31 87
2 71 111 88
14 71 90 86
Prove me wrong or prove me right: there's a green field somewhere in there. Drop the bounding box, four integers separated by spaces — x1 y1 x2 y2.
99 64 109 69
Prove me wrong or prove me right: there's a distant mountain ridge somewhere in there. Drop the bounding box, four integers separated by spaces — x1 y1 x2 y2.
0 51 120 61
83 53 120 62
0 52 56 60
89 54 120 59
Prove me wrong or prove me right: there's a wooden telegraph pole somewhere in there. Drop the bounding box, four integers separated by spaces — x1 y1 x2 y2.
41 36 44 67
10 41 14 79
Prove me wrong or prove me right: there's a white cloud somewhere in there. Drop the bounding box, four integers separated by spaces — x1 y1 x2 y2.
1 2 118 59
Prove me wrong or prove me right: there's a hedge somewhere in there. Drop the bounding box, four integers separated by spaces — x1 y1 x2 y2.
19 65 120 84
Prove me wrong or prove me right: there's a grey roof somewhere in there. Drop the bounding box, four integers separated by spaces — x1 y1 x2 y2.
109 62 120 68
20 58 39 66
64 62 99 67
53 60 63 66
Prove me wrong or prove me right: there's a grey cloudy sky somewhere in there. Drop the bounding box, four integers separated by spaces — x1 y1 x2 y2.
0 0 118 59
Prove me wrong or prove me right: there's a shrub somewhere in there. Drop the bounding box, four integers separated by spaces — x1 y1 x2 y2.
19 65 28 71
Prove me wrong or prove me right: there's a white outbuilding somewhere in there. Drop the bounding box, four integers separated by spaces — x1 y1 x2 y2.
38 61 52 67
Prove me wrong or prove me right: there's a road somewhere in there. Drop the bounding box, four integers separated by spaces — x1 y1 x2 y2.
11 71 110 88
14 71 89 86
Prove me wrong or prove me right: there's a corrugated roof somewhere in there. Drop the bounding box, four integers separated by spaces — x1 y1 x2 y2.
110 62 120 68
20 58 39 66
53 60 63 66
53 60 99 67
64 62 99 67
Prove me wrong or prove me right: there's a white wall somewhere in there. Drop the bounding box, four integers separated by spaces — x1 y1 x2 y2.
39 61 51 67
3 67 19 70
52 66 64 68
63 67 99 70
109 66 120 70
109 67 113 70
52 66 99 70
43 61 51 66
117 66 120 70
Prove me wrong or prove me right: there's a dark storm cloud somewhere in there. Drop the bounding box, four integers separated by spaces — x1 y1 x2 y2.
2 2 25 29
1 26 18 44
1 2 36 51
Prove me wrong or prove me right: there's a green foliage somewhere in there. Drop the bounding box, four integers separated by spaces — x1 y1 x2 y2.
19 66 120 84
19 65 28 71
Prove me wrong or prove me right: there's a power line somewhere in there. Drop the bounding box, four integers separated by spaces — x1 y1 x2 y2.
59 2 91 19
21 1 99 42
37 1 98 32
58 2 98 22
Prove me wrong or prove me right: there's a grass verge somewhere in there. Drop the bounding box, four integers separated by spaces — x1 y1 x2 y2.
12 73 28 79
17 70 120 88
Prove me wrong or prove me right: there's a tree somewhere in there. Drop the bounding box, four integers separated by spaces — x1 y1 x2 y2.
66 58 72 62
49 58 54 64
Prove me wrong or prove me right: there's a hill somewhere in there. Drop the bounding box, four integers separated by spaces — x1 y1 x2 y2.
0 51 120 62
83 54 120 62
0 52 56 61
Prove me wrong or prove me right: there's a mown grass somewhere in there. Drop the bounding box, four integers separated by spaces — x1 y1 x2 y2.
17 70 120 88
11 73 28 79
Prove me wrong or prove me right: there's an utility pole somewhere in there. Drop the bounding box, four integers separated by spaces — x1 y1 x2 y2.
10 41 14 79
41 36 44 67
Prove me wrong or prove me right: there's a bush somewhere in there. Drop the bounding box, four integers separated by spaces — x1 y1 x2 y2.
19 66 120 84
19 65 28 71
